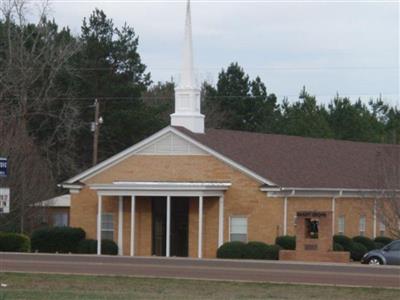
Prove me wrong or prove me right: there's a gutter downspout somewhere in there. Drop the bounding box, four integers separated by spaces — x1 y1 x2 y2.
283 197 288 235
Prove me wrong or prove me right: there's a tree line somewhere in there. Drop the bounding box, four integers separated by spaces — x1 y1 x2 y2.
0 2 398 232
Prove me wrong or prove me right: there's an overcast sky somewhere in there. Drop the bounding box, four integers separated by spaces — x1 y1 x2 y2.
45 0 398 106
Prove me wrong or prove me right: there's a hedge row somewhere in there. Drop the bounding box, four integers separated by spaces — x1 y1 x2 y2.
275 236 296 250
217 241 280 260
333 235 393 261
77 239 118 255
31 227 118 255
31 227 86 253
0 232 30 252
216 234 394 261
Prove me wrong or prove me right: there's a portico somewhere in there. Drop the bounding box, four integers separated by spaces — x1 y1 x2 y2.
90 182 230 258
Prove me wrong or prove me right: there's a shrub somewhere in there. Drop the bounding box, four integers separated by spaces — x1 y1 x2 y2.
350 242 368 261
101 239 118 255
217 241 246 259
31 227 85 253
74 239 119 255
352 236 375 251
374 242 385 249
275 236 296 250
0 232 30 252
77 239 97 254
333 235 353 252
333 243 344 252
243 241 269 259
374 236 393 246
265 245 281 260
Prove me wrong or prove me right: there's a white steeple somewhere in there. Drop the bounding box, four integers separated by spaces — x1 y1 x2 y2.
170 0 205 133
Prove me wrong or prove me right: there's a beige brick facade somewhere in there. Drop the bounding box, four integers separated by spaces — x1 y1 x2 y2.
70 154 388 258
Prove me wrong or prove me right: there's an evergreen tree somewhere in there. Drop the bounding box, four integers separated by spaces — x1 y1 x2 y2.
279 87 333 138
328 95 385 143
204 62 280 132
75 9 152 165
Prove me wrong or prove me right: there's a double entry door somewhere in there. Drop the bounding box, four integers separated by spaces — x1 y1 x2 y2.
151 197 189 257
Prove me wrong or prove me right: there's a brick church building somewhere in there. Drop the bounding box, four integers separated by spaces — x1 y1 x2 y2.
61 1 398 258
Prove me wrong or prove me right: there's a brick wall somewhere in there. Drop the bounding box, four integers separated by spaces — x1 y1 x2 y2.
70 154 391 259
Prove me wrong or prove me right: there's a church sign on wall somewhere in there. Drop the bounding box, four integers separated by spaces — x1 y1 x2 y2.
0 157 7 177
0 188 10 214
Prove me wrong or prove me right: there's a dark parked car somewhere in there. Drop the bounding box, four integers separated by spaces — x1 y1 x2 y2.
361 240 400 265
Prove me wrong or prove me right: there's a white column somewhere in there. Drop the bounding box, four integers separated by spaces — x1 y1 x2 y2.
166 196 171 257
373 199 377 239
97 195 102 255
118 196 123 256
283 197 288 235
198 196 203 258
130 195 136 256
332 197 336 236
218 195 224 248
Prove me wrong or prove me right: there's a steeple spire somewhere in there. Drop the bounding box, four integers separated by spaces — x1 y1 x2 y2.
181 0 195 88
170 0 205 133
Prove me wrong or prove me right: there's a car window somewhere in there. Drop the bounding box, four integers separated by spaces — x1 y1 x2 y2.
387 242 400 251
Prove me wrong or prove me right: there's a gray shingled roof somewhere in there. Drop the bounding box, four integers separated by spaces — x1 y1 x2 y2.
175 127 400 189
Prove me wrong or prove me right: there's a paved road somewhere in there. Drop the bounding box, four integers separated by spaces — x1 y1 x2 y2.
1 253 399 288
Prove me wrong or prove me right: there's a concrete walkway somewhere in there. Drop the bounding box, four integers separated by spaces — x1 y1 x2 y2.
1 253 399 288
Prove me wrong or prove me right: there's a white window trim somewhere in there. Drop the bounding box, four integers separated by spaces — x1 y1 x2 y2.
338 215 345 235
101 213 114 240
53 212 68 227
359 215 366 235
229 215 248 243
379 221 386 236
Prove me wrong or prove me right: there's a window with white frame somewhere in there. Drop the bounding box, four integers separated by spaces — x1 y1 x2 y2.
338 216 345 235
53 212 68 227
230 216 247 242
379 221 386 236
101 213 114 240
359 216 366 236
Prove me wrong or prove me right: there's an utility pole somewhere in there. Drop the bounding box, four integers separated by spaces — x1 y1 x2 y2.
92 99 102 166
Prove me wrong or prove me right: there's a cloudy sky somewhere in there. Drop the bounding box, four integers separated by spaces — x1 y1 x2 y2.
45 0 398 106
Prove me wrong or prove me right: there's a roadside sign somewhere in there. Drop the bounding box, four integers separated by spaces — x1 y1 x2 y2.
0 157 7 177
0 188 10 213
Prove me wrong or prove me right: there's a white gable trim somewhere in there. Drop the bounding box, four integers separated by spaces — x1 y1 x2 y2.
137 132 207 155
64 127 172 184
62 126 276 186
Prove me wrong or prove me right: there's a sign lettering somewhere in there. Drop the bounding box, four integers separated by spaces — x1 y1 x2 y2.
0 188 10 213
0 157 7 177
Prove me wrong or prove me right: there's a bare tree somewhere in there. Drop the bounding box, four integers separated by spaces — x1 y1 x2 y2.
0 0 83 179
375 145 400 239
0 117 54 233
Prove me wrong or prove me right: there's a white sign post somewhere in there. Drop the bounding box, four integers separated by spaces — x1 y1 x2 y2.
0 188 10 214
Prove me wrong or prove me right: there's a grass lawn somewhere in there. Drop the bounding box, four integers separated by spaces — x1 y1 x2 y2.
0 272 398 300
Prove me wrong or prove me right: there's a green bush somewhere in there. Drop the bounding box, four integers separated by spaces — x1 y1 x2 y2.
265 245 281 260
333 243 344 251
374 242 385 249
0 232 30 252
31 227 85 253
76 239 118 255
76 239 97 254
243 241 269 259
275 236 296 250
350 242 368 261
101 239 118 255
352 236 375 251
217 241 246 259
374 236 393 246
333 235 353 251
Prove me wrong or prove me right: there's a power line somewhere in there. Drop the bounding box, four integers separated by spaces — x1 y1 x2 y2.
0 93 398 101
2 66 398 71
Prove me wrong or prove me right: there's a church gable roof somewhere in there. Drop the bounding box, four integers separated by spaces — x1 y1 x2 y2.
63 125 399 191
174 126 399 190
